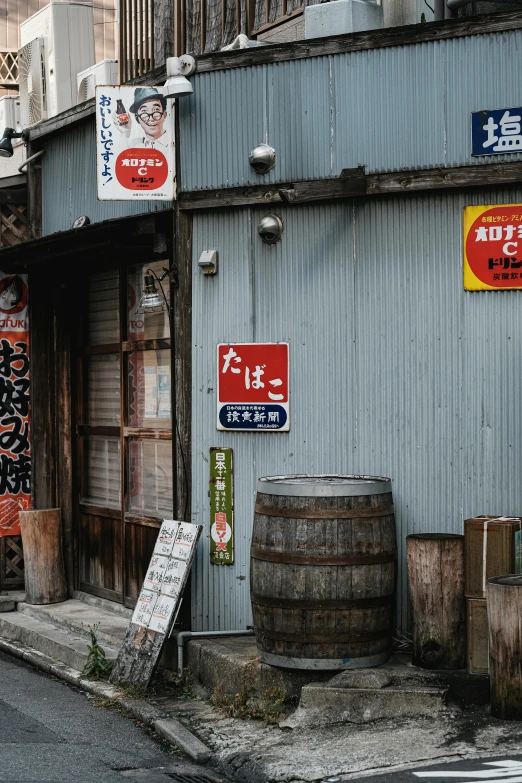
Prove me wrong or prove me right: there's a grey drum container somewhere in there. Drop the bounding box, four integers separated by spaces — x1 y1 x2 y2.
250 474 397 670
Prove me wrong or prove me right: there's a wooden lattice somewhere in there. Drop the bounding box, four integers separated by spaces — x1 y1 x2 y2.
0 536 24 588
0 52 18 87
0 204 29 248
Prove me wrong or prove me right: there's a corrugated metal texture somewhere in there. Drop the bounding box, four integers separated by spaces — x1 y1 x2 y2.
180 29 522 190
41 117 170 236
192 189 522 632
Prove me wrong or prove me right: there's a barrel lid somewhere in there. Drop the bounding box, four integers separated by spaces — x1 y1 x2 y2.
257 474 392 497
488 575 522 587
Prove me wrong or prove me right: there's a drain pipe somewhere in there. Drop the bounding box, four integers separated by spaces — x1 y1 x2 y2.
175 629 255 678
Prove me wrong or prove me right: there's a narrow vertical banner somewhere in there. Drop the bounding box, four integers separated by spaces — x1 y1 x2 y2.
0 273 30 535
209 447 234 565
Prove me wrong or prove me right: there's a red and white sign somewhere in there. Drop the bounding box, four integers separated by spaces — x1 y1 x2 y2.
96 86 175 201
217 343 289 431
0 272 30 536
464 203 522 290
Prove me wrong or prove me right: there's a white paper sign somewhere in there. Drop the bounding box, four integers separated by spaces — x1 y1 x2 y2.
95 85 176 201
153 520 179 557
161 558 187 598
172 522 199 561
143 553 169 593
131 588 158 628
148 594 177 634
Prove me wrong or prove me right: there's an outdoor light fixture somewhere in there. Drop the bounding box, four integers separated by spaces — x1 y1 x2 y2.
162 55 197 99
258 214 284 244
139 266 179 315
249 144 276 174
0 127 29 158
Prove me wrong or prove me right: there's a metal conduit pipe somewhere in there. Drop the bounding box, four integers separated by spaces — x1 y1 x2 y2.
18 149 45 173
176 629 255 678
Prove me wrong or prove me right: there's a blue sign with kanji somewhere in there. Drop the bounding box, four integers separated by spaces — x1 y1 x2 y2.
472 107 522 156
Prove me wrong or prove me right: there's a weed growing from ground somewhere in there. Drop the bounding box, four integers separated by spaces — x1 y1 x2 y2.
210 686 287 724
81 624 113 680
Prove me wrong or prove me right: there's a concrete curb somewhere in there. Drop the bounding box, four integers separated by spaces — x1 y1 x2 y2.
0 636 213 764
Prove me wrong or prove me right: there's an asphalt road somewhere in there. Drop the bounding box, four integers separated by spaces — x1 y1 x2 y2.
0 651 221 783
340 757 522 783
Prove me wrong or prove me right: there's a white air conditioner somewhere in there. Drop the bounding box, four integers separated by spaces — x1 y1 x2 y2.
19 2 95 127
0 96 22 134
77 59 118 103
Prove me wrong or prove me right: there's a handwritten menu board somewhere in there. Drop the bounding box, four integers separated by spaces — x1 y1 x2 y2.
131 520 201 636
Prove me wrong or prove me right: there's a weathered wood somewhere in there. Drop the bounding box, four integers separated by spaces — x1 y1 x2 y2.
407 533 465 670
122 339 171 352
154 0 173 67
487 575 522 719
18 509 67 605
251 476 397 669
467 598 488 675
464 516 522 599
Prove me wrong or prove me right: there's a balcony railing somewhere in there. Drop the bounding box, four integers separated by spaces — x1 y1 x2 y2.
119 0 305 77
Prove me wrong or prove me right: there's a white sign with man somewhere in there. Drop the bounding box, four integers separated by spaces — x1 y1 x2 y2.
95 85 176 201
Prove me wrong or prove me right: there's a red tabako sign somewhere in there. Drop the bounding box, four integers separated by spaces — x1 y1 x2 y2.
96 86 175 201
0 273 30 536
217 343 289 431
464 204 522 290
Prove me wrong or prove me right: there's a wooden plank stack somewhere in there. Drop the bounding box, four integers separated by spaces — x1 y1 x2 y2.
464 515 522 674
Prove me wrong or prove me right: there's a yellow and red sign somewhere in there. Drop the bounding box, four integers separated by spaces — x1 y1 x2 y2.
464 204 522 290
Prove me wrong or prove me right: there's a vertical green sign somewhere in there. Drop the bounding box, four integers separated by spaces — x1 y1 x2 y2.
209 447 234 565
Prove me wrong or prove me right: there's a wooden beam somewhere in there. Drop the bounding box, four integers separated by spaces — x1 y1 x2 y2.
179 160 522 209
154 0 174 68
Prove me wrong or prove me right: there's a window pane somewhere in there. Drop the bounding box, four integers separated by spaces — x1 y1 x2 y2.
127 349 171 428
87 354 121 426
83 436 121 507
128 260 170 340
128 439 173 517
88 270 120 345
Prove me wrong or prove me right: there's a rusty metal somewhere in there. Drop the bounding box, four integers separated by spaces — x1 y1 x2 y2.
254 502 394 519
250 548 397 565
250 593 394 610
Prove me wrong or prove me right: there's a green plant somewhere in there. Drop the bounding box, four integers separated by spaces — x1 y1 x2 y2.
81 624 113 680
210 686 287 724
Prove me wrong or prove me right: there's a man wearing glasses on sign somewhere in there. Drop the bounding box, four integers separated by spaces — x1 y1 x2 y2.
113 87 170 150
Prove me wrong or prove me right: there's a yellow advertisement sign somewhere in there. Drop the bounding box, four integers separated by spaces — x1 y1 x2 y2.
464 204 522 290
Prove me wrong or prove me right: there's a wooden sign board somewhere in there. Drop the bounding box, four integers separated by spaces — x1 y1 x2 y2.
110 520 202 688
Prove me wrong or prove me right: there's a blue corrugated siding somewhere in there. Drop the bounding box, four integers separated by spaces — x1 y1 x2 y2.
179 28 522 190
42 117 171 236
191 188 522 632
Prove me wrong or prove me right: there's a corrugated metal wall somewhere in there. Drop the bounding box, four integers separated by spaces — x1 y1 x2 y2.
41 117 170 236
191 187 522 632
179 29 522 191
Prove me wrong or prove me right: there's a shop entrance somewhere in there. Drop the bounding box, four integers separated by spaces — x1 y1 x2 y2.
77 261 174 607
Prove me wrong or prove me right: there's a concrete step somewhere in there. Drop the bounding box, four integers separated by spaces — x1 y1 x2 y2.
282 681 449 728
72 590 133 620
0 611 119 672
17 600 129 647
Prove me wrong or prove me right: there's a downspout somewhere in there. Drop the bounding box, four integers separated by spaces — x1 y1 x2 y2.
175 629 255 678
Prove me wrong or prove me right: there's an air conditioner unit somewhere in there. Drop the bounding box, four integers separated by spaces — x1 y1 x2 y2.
0 96 22 134
77 59 118 103
19 2 95 127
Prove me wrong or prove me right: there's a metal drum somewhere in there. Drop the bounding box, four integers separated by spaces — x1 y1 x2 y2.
250 474 397 670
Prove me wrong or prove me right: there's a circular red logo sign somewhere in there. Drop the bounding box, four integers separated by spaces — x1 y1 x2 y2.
0 275 28 314
466 206 522 288
115 147 169 191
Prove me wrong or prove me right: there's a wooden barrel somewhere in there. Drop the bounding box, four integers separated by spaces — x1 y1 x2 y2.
250 474 397 670
487 575 522 719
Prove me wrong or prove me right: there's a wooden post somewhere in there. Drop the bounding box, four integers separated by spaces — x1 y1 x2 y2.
487 575 522 719
18 509 67 605
407 533 465 669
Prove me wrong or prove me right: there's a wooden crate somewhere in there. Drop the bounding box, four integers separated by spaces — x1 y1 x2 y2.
467 597 488 675
464 516 522 599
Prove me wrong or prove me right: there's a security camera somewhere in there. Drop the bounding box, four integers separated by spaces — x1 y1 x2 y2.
258 215 283 244
249 144 276 175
